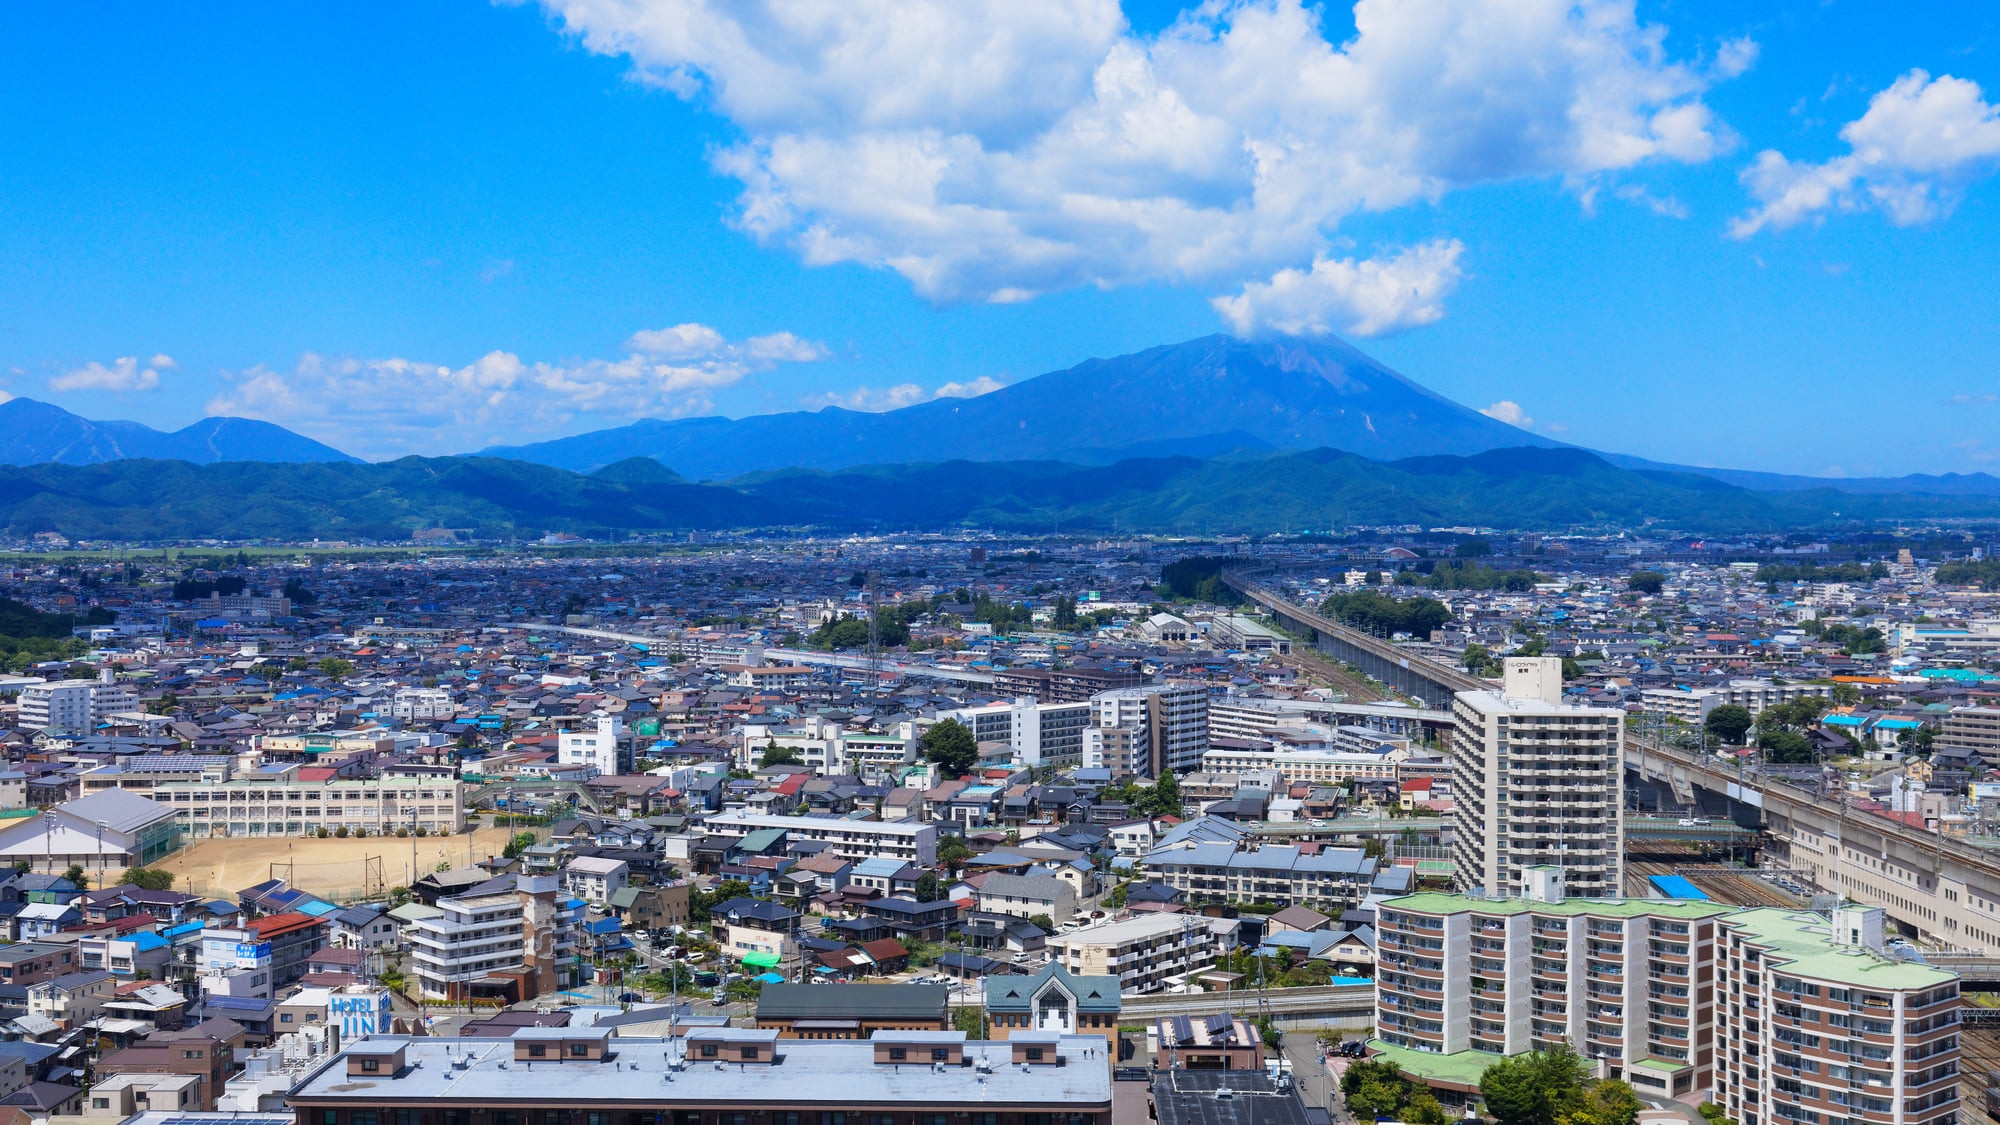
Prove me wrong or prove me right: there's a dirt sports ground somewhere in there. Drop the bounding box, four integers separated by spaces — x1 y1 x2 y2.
150 826 533 903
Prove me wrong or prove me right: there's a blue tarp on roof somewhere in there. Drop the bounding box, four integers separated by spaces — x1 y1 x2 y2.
296 899 342 918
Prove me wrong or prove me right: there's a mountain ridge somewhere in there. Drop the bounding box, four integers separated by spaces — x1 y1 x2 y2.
0 398 358 466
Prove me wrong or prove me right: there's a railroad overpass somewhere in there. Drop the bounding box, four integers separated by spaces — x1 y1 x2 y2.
1629 740 2000 951
500 622 995 684
1220 571 1482 709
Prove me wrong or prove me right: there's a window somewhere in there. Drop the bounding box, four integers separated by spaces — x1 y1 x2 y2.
742 1046 760 1060
353 1113 378 1125
528 1044 547 1058
93 1100 109 1110
701 1044 719 1058
1026 1047 1045 1061
889 1048 908 1061
931 1048 951 1062
360 1059 380 1073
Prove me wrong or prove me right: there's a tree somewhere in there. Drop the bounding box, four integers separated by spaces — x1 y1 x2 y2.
61 864 87 889
935 835 973 872
317 657 356 679
760 741 801 767
923 718 978 778
914 872 944 902
1704 704 1754 747
502 831 538 860
1456 538 1493 558
1558 1080 1641 1125
952 1005 987 1039
120 867 174 890
1052 595 1078 631
1627 571 1667 595
1028 914 1056 933
1148 769 1182 817
1480 1045 1590 1125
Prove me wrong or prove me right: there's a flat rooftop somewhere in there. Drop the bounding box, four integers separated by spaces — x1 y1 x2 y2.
287 1035 1113 1109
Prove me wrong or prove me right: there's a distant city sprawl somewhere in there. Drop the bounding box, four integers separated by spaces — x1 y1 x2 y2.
0 527 1995 1123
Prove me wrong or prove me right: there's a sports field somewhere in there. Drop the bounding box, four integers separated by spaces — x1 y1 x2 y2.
151 826 531 903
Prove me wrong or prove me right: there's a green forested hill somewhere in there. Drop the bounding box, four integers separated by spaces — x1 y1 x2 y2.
0 447 1994 541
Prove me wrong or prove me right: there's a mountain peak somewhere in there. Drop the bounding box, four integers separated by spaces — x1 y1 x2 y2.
482 331 1557 476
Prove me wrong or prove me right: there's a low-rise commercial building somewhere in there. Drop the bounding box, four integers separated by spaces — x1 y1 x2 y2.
285 1031 1114 1125
754 982 949 1039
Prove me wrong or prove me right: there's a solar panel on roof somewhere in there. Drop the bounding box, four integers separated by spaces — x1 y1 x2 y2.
1205 1014 1232 1038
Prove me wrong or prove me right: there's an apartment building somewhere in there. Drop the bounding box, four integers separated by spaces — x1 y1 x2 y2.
286 1032 1113 1125
1081 724 1148 780
1641 680 1835 722
557 716 622 777
406 874 584 1003
724 664 815 691
1143 838 1377 912
738 718 915 779
1713 906 1962 1125
1090 682 1209 777
995 663 1150 703
1199 745 1398 785
1941 706 2000 765
1047 912 1222 994
150 772 463 837
1372 876 1965 1123
1451 658 1625 900
391 687 455 722
17 672 138 733
1373 871 1731 1100
975 873 1079 926
939 698 1093 767
702 808 938 866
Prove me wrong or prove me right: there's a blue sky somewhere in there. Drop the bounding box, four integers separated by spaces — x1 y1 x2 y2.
1 1 1997 474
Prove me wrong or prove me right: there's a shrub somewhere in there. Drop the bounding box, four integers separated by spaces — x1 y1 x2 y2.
316 827 330 839
354 828 368 838
334 826 349 838
396 827 410 838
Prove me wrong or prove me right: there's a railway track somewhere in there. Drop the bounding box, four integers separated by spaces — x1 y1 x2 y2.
1624 860 1811 909
1956 1018 2000 1125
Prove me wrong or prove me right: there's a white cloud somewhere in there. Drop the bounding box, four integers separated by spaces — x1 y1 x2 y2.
1211 240 1466 338
935 376 1005 399
206 324 826 459
1481 400 1535 429
48 354 176 393
1731 70 2000 237
805 374 1007 412
535 0 1747 324
1614 184 1689 218
0 388 13 405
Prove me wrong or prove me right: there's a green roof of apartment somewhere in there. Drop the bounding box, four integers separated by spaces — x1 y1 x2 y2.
1720 908 1956 990
1631 1058 1689 1073
1381 892 1735 921
1367 1040 1502 1088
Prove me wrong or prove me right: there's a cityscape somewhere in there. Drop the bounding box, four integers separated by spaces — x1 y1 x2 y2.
2 5 1999 1125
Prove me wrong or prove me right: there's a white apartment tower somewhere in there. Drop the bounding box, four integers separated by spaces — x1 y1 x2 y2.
17 670 139 733
558 716 622 778
1451 657 1625 899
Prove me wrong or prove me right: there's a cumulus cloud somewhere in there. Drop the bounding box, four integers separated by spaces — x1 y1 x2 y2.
806 374 1007 412
1211 240 1466 338
48 354 176 393
1481 400 1535 429
1731 70 2000 237
535 0 1747 326
206 324 825 459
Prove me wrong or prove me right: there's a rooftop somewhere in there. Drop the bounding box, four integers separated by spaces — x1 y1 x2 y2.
286 1034 1113 1108
1380 893 1736 921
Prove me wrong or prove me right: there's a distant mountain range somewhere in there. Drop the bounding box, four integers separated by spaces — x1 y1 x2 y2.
8 334 2000 510
6 447 2000 541
0 398 356 466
